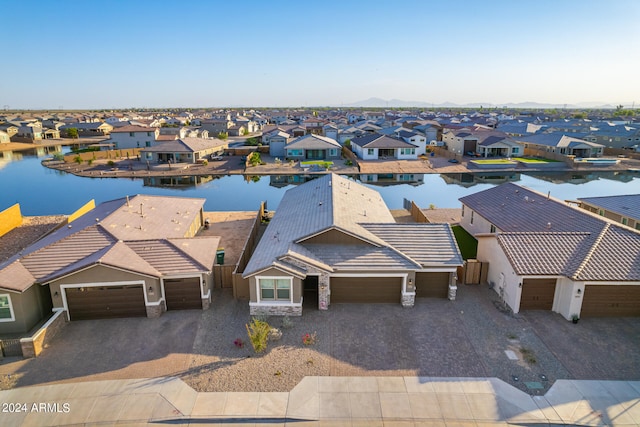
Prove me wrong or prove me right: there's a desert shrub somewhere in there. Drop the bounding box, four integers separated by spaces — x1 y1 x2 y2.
246 318 270 353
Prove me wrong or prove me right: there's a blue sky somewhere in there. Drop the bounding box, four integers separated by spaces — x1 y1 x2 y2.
2 0 639 109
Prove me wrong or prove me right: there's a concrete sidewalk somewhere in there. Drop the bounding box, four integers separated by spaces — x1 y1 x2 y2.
2 376 639 426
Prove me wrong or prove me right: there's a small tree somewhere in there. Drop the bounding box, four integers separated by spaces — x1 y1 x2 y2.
217 132 228 140
67 128 79 139
248 152 262 166
240 128 248 136
246 318 270 353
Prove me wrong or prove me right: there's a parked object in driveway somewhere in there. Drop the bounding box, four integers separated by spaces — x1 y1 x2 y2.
448 158 459 163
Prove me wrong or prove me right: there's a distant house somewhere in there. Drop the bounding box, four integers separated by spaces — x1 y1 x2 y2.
108 125 159 149
351 133 418 160
60 122 113 137
283 134 341 161
14 121 43 141
0 123 19 139
141 137 228 163
578 194 640 230
0 195 221 335
516 133 604 158
0 130 11 143
442 130 477 155
459 183 640 319
265 130 292 157
242 174 462 316
396 130 427 156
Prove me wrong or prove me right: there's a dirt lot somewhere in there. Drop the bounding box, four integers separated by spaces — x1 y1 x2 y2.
1 285 638 396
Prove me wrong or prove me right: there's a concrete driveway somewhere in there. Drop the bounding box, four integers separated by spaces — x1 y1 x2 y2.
1 286 638 395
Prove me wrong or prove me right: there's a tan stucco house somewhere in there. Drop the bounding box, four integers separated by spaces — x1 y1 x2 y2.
242 174 463 316
0 195 220 334
459 183 640 319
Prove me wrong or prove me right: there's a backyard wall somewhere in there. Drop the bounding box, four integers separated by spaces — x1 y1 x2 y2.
0 203 22 238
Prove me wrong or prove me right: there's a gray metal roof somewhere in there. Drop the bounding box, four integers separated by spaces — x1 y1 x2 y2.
243 174 462 278
516 133 603 148
363 224 463 267
578 194 640 221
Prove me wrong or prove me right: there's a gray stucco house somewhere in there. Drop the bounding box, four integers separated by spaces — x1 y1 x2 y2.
242 174 462 316
0 195 220 335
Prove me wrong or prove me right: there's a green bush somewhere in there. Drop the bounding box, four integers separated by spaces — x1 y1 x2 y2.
107 160 115 167
246 318 271 353
248 152 262 166
74 155 82 164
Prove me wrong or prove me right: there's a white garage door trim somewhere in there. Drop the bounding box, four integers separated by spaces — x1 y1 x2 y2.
60 280 150 321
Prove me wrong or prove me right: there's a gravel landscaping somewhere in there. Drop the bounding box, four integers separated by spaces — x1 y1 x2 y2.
3 285 638 396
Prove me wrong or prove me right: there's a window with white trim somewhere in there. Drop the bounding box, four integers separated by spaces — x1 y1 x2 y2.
0 294 15 321
367 148 375 155
259 278 291 301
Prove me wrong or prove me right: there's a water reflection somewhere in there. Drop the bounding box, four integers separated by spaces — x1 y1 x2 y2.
358 173 424 186
441 173 521 187
143 175 220 188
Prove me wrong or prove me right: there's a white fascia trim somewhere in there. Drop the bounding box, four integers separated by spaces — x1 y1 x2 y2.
0 293 16 322
415 268 458 273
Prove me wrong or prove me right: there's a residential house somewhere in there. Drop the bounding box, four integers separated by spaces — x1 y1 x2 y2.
108 125 159 149
459 183 640 319
283 134 341 161
0 195 221 334
516 134 604 158
442 129 478 155
141 137 228 163
578 194 640 230
241 174 462 316
0 130 11 143
14 121 43 141
351 133 419 160
322 123 338 141
0 123 19 139
60 122 114 137
265 130 292 157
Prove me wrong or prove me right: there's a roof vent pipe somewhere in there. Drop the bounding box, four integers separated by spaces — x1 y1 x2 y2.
126 195 130 207
140 203 144 216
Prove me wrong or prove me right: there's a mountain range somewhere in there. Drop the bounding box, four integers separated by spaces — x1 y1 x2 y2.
341 97 620 109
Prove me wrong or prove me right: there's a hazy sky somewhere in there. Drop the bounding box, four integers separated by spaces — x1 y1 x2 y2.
2 0 639 109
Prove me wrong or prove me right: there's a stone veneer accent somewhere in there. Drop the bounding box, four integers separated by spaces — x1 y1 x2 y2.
280 256 330 311
448 284 458 301
401 292 415 307
20 310 67 358
250 304 302 316
146 303 164 318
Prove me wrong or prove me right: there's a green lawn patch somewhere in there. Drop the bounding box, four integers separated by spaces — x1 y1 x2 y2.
451 225 477 260
301 160 334 166
513 157 560 163
471 159 517 164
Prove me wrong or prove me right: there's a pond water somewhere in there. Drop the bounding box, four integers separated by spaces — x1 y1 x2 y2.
1 150 639 215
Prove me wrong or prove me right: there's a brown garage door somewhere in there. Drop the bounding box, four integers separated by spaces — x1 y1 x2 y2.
581 285 640 317
66 285 146 321
330 277 401 303
520 278 556 310
415 272 450 298
165 278 202 310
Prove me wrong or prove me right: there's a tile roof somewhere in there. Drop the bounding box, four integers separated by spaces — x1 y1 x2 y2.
496 232 592 276
285 134 340 149
467 183 640 281
100 195 205 241
141 137 227 153
578 194 640 221
516 133 603 148
459 183 604 233
350 133 416 149
0 195 215 292
125 240 207 274
110 125 154 133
